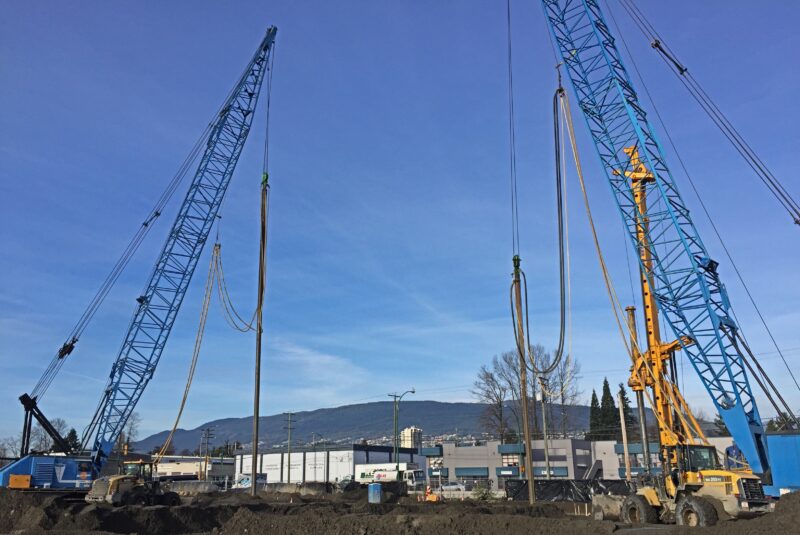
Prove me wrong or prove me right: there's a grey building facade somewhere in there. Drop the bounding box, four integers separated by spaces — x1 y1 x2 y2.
421 438 593 490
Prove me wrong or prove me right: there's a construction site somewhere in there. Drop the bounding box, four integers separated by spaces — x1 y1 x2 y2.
2 0 799 534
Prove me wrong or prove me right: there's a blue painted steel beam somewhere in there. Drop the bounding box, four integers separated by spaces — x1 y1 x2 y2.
539 0 769 477
83 27 277 470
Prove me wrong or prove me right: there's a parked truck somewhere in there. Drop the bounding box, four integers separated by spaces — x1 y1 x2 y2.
354 463 425 491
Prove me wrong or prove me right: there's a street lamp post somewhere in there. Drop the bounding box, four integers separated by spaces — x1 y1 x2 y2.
388 388 415 472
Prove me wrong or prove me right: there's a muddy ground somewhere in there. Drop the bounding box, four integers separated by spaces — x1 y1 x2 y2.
1 488 798 535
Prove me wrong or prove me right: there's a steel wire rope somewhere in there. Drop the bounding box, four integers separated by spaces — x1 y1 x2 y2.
506 0 521 256
31 125 212 401
604 1 800 397
214 250 257 332
539 91 576 400
212 44 276 334
153 43 277 459
32 50 265 404
612 0 800 225
154 244 217 461
558 90 707 445
511 82 569 377
80 41 275 449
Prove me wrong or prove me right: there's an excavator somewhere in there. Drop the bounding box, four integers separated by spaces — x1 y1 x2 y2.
608 148 773 526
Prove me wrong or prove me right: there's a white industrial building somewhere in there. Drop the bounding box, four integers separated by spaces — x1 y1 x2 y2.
235 444 423 484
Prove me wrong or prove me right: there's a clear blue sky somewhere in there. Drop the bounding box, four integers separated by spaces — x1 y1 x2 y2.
1 1 798 440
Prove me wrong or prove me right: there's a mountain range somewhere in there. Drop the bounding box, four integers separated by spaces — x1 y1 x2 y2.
132 400 604 453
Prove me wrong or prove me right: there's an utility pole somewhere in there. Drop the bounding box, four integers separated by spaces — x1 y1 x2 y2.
388 389 415 472
625 306 652 473
618 391 632 481
512 256 535 504
199 427 215 480
284 412 293 483
251 173 270 496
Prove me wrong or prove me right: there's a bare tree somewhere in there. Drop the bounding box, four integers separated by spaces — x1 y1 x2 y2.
552 355 582 437
30 418 69 452
1 434 22 457
472 364 510 442
126 412 141 446
493 351 523 436
113 412 142 454
525 344 583 438
493 350 540 440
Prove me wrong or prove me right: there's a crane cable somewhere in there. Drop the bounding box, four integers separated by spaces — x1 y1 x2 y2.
604 1 800 400
558 88 706 445
539 77 576 400
31 124 213 402
506 0 521 256
509 81 569 379
612 0 800 226
154 45 275 458
30 49 271 404
154 245 218 462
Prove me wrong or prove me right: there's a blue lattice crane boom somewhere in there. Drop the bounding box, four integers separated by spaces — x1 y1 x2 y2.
82 26 277 470
538 0 772 479
0 27 276 489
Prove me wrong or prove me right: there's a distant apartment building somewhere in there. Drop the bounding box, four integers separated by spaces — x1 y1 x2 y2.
400 426 422 450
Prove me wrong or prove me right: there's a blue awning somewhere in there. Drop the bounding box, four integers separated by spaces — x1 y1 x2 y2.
498 443 525 455
428 467 449 477
455 467 489 478
532 466 569 477
496 466 520 477
614 442 660 455
420 446 443 457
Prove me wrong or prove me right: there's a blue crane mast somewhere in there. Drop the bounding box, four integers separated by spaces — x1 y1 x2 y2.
538 0 772 479
1 27 277 489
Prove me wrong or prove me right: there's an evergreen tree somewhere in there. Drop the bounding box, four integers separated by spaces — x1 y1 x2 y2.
599 378 619 440
766 412 793 432
712 414 730 436
65 428 81 452
587 389 600 440
617 383 637 440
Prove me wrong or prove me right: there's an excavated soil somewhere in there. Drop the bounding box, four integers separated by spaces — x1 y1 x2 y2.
2 487 797 535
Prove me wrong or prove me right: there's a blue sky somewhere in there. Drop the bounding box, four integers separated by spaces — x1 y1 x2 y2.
1 1 799 440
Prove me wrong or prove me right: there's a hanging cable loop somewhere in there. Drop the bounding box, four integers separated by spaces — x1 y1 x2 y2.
508 81 569 378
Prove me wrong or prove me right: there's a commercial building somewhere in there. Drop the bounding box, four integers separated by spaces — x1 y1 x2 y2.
235 443 423 484
592 436 736 479
156 455 236 485
400 427 422 449
421 438 593 490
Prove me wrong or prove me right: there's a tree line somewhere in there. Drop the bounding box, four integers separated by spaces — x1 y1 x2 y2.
0 412 141 458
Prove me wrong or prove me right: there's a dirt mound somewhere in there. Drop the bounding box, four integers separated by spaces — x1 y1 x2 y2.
217 503 605 535
6 488 797 535
685 490 800 535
